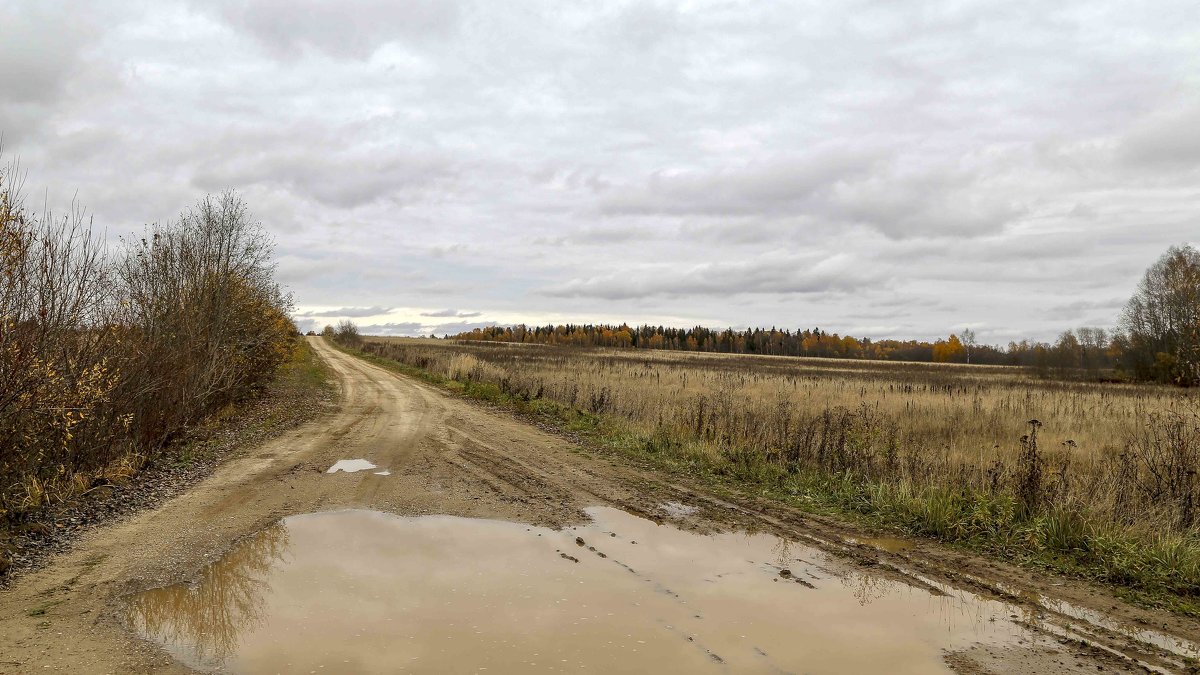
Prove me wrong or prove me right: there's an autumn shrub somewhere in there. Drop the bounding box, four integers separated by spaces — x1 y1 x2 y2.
112 193 295 449
0 162 294 519
0 161 125 513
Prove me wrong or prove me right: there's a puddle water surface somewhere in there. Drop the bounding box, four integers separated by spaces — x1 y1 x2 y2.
128 507 1040 673
326 459 377 474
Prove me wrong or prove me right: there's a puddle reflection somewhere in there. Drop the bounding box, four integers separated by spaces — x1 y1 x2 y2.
128 507 1036 674
128 524 289 668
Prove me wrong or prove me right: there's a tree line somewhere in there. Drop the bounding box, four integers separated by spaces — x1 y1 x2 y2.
449 323 1112 370
447 244 1199 386
1 159 295 519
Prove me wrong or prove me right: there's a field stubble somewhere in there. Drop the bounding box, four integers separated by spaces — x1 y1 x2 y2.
358 336 1200 612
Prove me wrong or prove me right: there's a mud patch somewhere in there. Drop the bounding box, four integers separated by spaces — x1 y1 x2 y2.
659 501 699 518
127 507 1042 673
851 535 914 554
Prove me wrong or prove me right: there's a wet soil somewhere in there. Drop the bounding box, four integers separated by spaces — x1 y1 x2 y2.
1 337 1198 673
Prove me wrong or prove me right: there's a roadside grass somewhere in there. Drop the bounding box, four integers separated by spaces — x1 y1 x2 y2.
333 338 1200 617
163 337 335 470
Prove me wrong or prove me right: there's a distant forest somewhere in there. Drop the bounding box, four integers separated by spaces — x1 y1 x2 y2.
447 324 1115 377
443 245 1200 386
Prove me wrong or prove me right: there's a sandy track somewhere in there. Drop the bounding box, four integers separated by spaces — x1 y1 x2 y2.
1 337 1197 673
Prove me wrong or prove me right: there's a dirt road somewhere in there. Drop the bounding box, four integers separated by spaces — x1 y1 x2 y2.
2 337 1198 673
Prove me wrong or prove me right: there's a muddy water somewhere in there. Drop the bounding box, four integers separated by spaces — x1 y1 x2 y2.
127 507 1038 674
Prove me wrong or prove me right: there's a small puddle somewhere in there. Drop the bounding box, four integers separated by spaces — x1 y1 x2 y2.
128 507 1040 673
325 459 377 474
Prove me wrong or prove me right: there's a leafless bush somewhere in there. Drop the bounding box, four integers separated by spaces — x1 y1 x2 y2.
332 319 361 347
112 192 294 450
1 160 122 511
1 163 294 518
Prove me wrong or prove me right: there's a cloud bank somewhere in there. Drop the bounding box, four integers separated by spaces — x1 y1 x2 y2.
4 0 1198 343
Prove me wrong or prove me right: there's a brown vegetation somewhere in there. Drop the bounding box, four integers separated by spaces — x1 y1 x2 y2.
349 334 1200 606
0 160 294 522
1117 244 1200 386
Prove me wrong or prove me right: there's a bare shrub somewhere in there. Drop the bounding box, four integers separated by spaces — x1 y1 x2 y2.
0 161 121 511
112 192 295 449
332 319 361 347
1 165 294 519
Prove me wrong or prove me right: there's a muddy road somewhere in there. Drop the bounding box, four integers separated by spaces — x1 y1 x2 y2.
2 337 1199 673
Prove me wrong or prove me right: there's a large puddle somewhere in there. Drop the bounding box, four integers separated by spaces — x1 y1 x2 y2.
128 507 1039 673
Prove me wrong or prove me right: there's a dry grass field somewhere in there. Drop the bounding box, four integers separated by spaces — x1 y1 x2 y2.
356 335 1200 609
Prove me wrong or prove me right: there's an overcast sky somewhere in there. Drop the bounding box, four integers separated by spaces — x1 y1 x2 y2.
3 1 1198 342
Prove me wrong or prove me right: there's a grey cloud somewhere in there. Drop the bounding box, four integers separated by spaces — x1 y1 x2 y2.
0 4 107 143
201 0 462 60
359 322 424 336
1046 298 1126 322
420 309 481 318
599 147 886 218
7 1 1199 344
428 320 498 335
826 169 1026 239
0 5 96 105
191 144 455 209
607 2 682 52
293 317 320 333
533 226 645 247
600 149 1027 239
1118 105 1200 169
357 320 496 336
297 306 394 317
546 255 885 301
